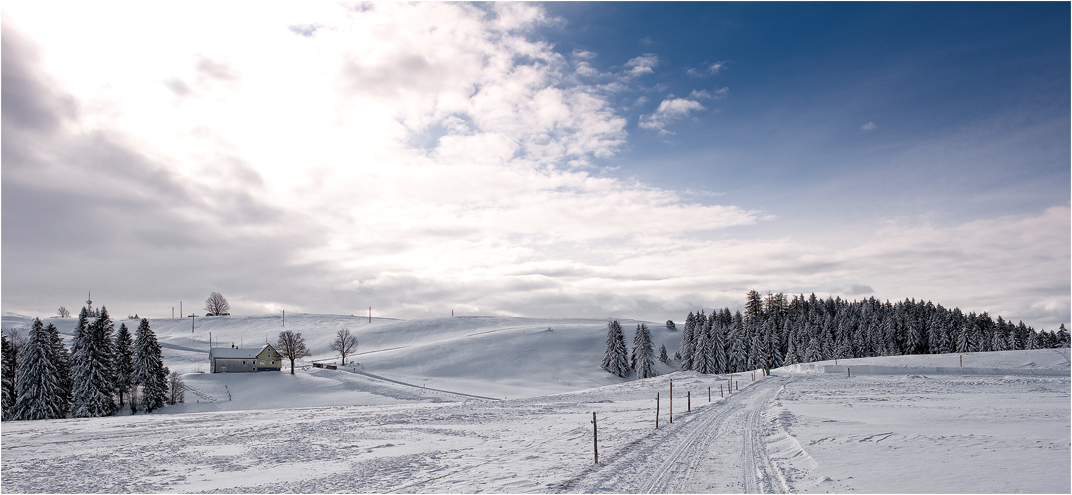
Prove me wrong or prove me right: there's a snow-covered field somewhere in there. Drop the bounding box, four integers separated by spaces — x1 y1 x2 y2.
1 313 1069 493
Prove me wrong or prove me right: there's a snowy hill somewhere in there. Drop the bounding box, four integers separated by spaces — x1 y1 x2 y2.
1 312 684 412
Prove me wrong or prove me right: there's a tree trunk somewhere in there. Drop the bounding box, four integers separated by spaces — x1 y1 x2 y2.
290 358 295 374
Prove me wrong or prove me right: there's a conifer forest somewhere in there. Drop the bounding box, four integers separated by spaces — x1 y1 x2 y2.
605 290 1070 378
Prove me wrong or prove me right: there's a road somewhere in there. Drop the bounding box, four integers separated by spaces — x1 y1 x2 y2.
559 375 790 494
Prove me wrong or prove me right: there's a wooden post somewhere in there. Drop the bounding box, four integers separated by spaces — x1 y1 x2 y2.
720 383 724 398
369 307 372 323
848 367 851 378
655 393 660 429
283 309 285 327
687 391 691 412
960 355 962 367
172 307 174 318
708 386 711 402
591 412 598 463
735 380 738 391
190 314 195 333
669 380 673 424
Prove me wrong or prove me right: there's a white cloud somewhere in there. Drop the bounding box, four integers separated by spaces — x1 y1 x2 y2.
862 121 877 131
1 2 759 320
689 87 728 100
639 98 706 135
624 53 658 77
687 61 726 77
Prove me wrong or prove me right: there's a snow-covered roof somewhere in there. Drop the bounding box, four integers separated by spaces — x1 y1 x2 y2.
210 344 273 359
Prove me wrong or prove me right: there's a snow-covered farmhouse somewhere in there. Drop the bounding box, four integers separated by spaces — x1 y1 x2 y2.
210 344 283 373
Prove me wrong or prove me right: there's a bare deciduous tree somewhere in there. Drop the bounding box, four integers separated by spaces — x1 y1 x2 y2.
167 371 185 405
276 330 308 375
57 307 70 318
203 292 230 316
330 328 358 365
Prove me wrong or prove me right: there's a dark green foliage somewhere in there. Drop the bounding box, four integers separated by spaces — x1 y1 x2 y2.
12 319 67 421
2 335 17 420
134 319 167 413
114 323 134 406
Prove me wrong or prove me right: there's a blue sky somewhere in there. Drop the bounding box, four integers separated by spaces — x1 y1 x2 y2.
541 2 1070 220
2 2 1068 329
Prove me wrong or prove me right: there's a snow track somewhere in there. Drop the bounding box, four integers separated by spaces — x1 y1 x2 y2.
561 376 788 494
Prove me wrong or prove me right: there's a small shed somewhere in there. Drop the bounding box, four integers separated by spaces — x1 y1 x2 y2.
209 344 283 373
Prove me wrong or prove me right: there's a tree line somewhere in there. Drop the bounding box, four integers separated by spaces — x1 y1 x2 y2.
604 291 1070 378
1 305 183 422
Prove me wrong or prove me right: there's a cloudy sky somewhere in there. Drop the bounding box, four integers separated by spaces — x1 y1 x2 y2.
3 2 1069 329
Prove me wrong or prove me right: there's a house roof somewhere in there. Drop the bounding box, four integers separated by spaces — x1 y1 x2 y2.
210 344 275 359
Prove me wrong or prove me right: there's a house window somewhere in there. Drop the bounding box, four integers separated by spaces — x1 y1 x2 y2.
260 360 265 365
271 361 275 365
242 360 246 365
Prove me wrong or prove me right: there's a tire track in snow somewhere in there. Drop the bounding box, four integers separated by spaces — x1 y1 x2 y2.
560 376 789 494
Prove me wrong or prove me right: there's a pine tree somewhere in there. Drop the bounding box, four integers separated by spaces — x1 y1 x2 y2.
729 313 747 372
679 312 696 371
694 321 714 374
45 323 71 417
2 335 16 420
634 324 658 379
12 319 67 421
114 323 134 407
134 318 167 413
72 307 117 418
602 321 618 373
955 322 970 353
713 320 728 373
630 324 642 372
658 344 669 364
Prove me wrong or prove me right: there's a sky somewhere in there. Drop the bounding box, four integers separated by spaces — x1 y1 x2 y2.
2 2 1069 329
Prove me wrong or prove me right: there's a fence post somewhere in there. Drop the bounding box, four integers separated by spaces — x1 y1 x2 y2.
656 392 660 429
669 380 673 424
708 386 711 402
720 383 724 398
848 367 851 378
687 391 691 412
592 412 598 464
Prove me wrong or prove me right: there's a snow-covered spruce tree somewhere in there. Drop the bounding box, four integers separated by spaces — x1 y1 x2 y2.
728 313 747 372
12 319 67 421
134 318 167 413
2 335 16 420
658 344 669 364
114 323 134 406
72 307 117 418
694 320 714 374
678 312 696 371
602 320 629 377
634 324 658 379
630 323 642 372
45 323 71 416
955 322 970 353
713 319 728 373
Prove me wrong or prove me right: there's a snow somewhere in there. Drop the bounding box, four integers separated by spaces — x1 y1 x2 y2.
1 312 1068 493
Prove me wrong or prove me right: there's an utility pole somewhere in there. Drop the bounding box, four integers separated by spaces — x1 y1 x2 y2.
369 307 372 323
282 310 285 327
172 307 175 318
189 313 196 333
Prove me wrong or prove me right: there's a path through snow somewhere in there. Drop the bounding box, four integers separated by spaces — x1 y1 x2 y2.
560 375 787 493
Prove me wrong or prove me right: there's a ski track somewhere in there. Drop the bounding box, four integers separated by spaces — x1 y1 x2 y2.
560 376 788 494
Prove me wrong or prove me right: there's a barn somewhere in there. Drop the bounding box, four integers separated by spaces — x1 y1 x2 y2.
209 344 283 373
